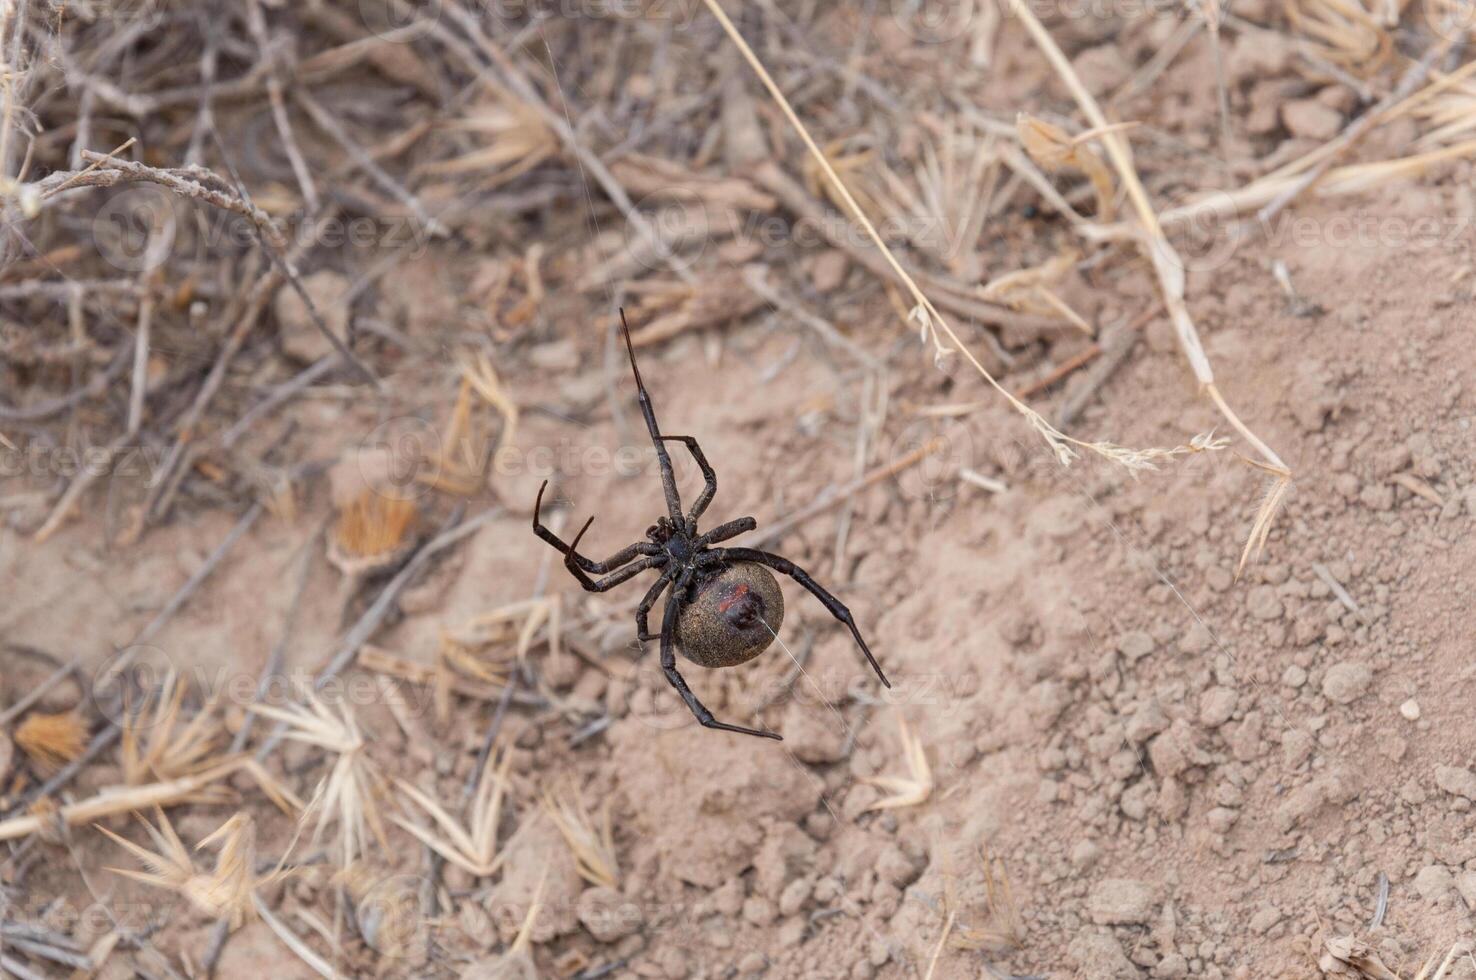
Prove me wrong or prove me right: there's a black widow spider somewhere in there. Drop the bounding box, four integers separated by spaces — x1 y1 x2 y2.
533 310 890 740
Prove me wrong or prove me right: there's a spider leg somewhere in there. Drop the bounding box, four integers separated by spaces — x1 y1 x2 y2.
658 592 782 740
534 481 658 572
712 547 891 689
635 572 673 643
563 516 665 591
658 435 716 525
696 516 755 547
619 309 685 527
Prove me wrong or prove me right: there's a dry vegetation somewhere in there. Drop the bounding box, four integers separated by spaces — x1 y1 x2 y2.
1 0 1475 976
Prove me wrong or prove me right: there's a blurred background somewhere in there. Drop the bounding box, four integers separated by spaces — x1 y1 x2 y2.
0 0 1474 977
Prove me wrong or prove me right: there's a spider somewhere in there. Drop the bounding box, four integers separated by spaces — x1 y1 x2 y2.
532 310 890 740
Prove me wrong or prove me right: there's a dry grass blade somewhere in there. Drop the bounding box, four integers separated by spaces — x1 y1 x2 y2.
419 352 520 496
979 250 1093 334
253 894 339 980
999 0 1292 571
392 744 513 877
1285 0 1392 74
100 811 265 930
120 670 226 785
873 122 999 279
435 596 561 722
15 711 87 774
484 870 547 979
864 715 933 811
923 904 956 980
1016 114 1117 220
699 0 1227 480
250 693 388 866
0 756 299 842
542 782 618 889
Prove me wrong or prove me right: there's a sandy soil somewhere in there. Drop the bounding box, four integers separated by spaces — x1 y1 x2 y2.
3 2 1476 979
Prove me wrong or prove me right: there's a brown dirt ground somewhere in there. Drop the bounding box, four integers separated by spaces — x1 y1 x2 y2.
3 2 1476 980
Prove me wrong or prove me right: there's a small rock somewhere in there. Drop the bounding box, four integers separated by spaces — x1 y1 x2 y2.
1125 699 1171 742
1248 906 1282 934
1157 777 1189 822
874 845 919 888
1149 720 1209 778
1321 662 1372 704
1457 871 1476 910
1199 686 1237 728
1281 99 1343 140
1206 807 1239 833
577 886 642 942
741 895 776 927
1088 878 1157 925
1117 631 1155 661
778 878 812 917
1400 698 1421 720
1067 930 1142 979
1070 839 1103 869
1154 953 1188 978
737 952 767 975
1414 865 1456 904
1434 765 1476 801
1282 729 1315 768
780 699 846 764
1179 623 1212 655
1246 585 1284 622
1276 780 1329 831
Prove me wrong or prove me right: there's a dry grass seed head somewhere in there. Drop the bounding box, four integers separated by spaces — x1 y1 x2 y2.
946 844 1023 951
100 810 263 930
864 714 933 811
328 490 418 576
15 710 87 774
1284 0 1394 74
419 83 556 190
542 782 618 889
120 669 227 785
392 744 514 878
250 693 389 866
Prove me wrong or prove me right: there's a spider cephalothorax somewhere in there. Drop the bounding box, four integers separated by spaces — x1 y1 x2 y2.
532 309 889 740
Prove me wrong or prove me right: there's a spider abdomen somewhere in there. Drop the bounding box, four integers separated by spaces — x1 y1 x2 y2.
677 562 785 668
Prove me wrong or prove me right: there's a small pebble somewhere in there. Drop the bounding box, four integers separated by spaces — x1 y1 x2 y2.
1400 698 1421 720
